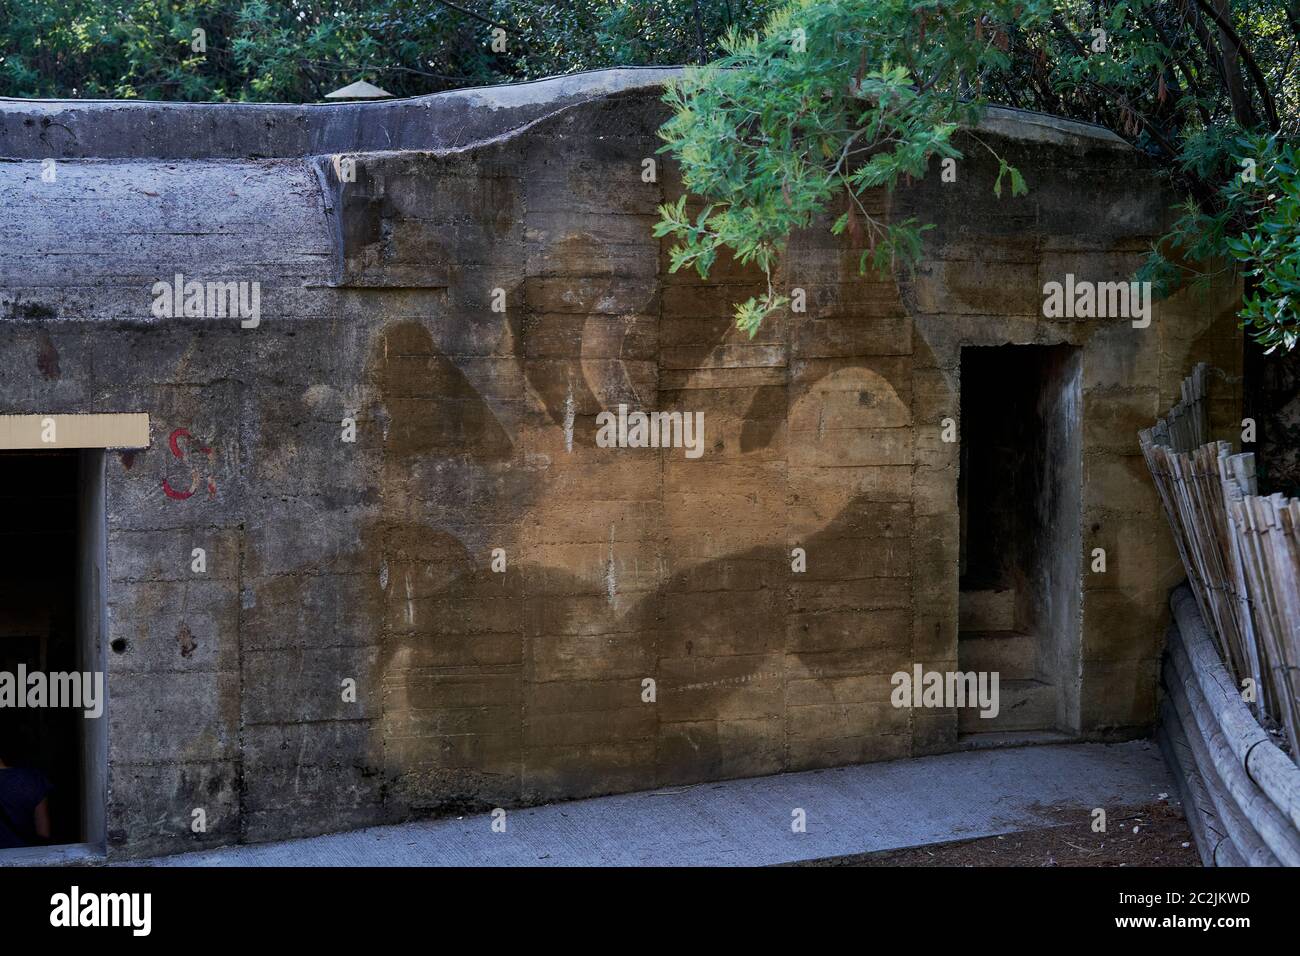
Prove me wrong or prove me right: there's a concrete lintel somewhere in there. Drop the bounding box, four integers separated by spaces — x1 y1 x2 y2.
0 413 150 449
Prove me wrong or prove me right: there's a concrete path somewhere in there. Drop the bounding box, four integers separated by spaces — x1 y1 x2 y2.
125 741 1173 866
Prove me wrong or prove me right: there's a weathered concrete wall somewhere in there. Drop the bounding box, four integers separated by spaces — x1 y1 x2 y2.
0 71 1241 858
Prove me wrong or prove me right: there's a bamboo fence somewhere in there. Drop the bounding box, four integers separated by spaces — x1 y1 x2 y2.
1140 363 1300 765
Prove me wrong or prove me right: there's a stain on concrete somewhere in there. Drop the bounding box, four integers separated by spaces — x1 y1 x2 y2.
35 329 60 380
176 622 198 658
372 321 512 460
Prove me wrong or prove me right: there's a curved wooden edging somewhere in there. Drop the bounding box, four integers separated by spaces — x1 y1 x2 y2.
1158 696 1242 866
1171 585 1300 828
1165 648 1288 864
1164 584 1300 865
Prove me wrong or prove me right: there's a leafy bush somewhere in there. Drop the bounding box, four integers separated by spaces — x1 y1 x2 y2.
657 0 1300 349
654 0 1038 334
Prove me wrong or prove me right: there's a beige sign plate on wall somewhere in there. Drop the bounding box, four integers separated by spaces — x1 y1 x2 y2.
0 413 150 449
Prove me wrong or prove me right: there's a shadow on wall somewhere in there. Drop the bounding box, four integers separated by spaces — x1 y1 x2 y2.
363 317 914 815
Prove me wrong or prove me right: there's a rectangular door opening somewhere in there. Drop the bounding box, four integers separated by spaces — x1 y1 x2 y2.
0 449 107 860
958 344 1082 738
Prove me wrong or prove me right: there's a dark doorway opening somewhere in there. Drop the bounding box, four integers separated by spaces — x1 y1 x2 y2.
0 449 106 854
958 345 1082 738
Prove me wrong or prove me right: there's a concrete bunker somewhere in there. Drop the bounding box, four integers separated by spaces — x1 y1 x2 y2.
0 70 1245 858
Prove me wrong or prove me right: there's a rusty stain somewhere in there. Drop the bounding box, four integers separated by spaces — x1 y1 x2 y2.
177 622 198 658
36 330 60 380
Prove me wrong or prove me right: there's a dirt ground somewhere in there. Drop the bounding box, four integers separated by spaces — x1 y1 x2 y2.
805 801 1202 867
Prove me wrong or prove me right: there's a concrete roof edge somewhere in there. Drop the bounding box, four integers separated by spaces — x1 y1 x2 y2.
0 67 1132 159
0 65 686 111
977 104 1131 149
0 66 687 159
